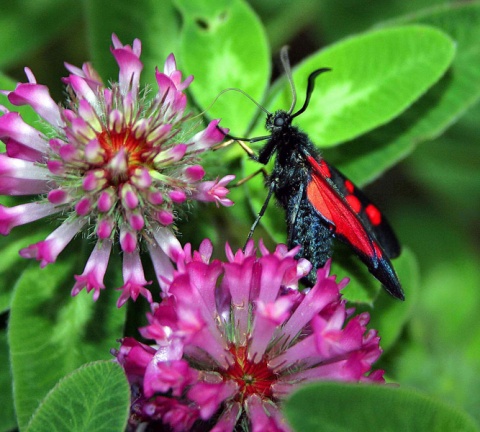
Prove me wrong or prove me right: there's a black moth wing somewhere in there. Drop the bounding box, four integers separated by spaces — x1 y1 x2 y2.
302 152 404 300
322 161 401 260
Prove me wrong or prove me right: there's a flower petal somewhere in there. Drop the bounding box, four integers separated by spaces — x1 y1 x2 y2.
0 112 49 159
0 202 58 235
8 71 62 125
72 239 112 300
19 218 86 267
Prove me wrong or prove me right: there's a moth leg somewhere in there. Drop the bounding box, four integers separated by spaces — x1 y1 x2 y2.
234 167 268 187
215 139 267 187
212 139 236 151
235 139 257 158
212 137 264 164
223 133 271 144
245 179 276 248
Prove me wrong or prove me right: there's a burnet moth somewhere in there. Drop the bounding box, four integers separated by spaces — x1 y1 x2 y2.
225 48 404 300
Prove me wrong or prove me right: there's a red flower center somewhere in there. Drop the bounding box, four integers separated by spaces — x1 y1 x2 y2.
224 346 277 402
98 130 150 169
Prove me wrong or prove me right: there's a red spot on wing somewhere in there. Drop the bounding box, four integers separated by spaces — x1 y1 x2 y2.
344 179 354 194
345 194 361 213
366 204 382 226
306 156 378 263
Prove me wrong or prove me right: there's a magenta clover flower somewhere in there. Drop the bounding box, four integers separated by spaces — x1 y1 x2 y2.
114 240 385 431
0 34 234 307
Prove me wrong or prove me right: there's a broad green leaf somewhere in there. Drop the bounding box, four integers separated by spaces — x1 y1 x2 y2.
284 382 480 432
85 0 180 85
329 2 480 184
175 0 270 133
0 331 16 432
265 25 455 147
0 0 80 69
0 225 49 313
25 361 129 432
9 250 126 430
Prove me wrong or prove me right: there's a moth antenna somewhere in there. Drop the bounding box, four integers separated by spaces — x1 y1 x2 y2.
191 88 270 121
291 67 331 120
280 46 297 115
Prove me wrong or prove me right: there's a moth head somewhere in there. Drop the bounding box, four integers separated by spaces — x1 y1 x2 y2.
266 110 291 132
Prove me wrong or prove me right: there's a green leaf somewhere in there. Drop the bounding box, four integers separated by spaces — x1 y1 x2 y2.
85 0 180 84
9 252 126 430
25 361 129 432
266 25 455 147
175 0 270 133
0 0 80 69
329 2 480 184
0 225 49 313
284 382 480 432
0 181 52 312
0 330 16 432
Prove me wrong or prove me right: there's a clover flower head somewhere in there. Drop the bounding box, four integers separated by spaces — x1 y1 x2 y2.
0 34 234 307
115 240 384 431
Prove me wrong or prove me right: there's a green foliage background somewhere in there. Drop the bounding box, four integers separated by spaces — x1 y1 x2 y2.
0 0 479 430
